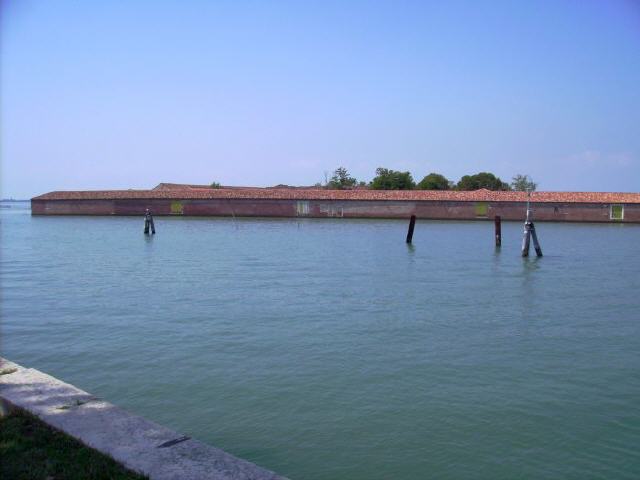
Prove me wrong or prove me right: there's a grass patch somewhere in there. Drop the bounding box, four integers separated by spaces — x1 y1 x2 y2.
0 411 147 480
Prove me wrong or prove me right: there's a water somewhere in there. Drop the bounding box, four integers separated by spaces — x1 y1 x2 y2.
2 202 640 479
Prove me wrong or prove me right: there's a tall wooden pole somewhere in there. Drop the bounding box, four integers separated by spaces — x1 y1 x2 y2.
530 224 542 257
144 209 156 235
521 224 531 256
521 191 541 257
406 215 416 244
494 215 502 247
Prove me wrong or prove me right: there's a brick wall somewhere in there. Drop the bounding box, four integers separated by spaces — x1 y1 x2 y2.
31 198 640 223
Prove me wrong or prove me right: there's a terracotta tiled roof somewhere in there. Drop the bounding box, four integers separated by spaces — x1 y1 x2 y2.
32 188 640 204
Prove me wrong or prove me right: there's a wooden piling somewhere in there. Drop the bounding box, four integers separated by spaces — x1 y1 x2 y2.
530 223 542 257
494 215 501 247
406 215 416 244
521 191 542 257
521 222 531 257
144 209 156 235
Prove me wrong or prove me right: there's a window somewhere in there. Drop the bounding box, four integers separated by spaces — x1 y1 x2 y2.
610 204 624 220
296 201 310 216
170 201 184 215
475 202 488 217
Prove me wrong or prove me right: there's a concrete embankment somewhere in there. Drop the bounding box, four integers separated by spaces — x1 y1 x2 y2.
0 358 287 480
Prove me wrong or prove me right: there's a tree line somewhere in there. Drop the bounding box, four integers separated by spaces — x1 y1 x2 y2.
323 167 537 191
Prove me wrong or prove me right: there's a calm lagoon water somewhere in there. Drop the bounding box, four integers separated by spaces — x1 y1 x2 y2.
2 202 640 479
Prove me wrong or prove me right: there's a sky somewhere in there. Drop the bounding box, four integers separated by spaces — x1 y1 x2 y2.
2 0 639 198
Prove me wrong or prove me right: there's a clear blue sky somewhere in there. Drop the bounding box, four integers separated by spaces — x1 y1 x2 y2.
2 0 639 198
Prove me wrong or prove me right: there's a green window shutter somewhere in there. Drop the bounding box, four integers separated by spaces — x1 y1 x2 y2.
610 204 623 220
475 202 488 217
170 201 184 215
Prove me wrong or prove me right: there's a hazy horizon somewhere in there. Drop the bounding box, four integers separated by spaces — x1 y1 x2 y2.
2 1 639 198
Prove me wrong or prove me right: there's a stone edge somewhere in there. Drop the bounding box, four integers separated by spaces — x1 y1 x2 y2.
0 357 287 480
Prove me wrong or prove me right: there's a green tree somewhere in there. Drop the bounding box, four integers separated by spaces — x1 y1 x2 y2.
370 168 415 190
456 172 510 191
417 173 451 190
327 167 357 189
210 181 221 189
511 174 537 192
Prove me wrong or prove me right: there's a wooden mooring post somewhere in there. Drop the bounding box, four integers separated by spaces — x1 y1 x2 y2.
521 193 542 257
144 209 156 235
406 215 416 243
494 215 502 247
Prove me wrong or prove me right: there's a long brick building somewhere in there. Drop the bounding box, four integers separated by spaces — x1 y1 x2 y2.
31 183 640 223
